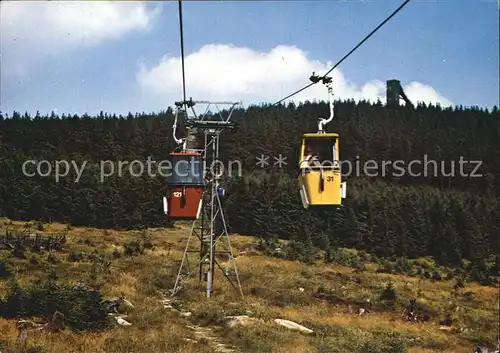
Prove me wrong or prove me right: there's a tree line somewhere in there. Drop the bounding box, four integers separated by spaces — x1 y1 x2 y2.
0 101 498 273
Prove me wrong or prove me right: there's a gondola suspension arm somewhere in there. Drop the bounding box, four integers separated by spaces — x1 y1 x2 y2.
310 74 335 133
172 106 187 150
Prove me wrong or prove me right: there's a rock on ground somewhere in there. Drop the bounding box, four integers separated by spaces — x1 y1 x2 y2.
223 315 262 328
274 318 314 334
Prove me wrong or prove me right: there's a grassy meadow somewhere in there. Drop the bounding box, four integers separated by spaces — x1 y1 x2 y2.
0 219 498 353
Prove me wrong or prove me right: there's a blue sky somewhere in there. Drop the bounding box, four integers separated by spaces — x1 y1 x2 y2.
1 0 498 116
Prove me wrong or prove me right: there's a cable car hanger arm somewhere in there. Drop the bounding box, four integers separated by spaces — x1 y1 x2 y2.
311 74 335 133
172 106 186 149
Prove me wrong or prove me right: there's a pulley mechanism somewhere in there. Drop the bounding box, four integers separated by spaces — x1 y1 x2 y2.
309 72 332 85
175 98 196 109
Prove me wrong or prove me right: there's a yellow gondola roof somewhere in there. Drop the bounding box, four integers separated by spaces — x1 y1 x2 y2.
302 132 339 138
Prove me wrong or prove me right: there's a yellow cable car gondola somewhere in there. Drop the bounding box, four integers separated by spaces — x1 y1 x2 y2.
298 74 346 209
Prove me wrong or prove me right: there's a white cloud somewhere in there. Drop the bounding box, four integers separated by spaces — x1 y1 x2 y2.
404 82 454 107
0 1 161 78
136 43 454 109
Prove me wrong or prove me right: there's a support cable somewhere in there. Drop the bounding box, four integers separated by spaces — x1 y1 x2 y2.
273 0 411 106
178 0 187 105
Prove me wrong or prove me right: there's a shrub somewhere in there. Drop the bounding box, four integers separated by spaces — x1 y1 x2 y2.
124 240 144 256
140 230 154 249
256 236 278 253
432 271 442 281
68 251 86 262
35 221 44 231
394 257 412 275
376 259 396 274
414 257 436 271
12 245 26 259
0 279 110 331
47 253 59 264
327 247 363 268
380 282 397 302
0 259 12 278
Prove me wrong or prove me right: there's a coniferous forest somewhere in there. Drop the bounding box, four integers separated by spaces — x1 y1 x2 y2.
0 101 499 279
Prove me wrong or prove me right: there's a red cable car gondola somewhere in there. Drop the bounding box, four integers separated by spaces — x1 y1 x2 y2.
163 151 204 220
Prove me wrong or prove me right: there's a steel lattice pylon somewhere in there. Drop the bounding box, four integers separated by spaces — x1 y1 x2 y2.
171 100 243 298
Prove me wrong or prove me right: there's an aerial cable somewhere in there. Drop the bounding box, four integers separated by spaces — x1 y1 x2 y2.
172 0 190 149
273 0 411 106
178 0 187 105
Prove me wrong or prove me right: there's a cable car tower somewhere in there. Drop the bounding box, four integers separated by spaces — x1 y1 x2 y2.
386 79 414 108
165 0 243 299
166 99 244 298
